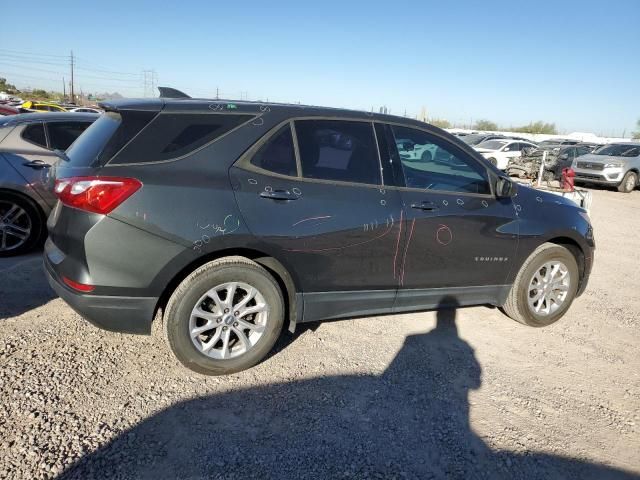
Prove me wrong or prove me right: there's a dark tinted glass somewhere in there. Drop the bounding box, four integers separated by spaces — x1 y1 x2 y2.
295 120 380 185
98 110 157 163
392 125 490 194
112 113 253 164
67 112 122 167
250 124 297 176
21 123 47 148
47 121 92 150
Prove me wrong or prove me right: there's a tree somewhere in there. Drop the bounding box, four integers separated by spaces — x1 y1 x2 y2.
633 119 640 139
473 119 498 131
512 121 557 135
0 77 19 94
429 118 451 129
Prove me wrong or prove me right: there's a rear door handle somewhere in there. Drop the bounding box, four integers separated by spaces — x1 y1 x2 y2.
23 160 51 169
259 190 299 201
411 201 439 211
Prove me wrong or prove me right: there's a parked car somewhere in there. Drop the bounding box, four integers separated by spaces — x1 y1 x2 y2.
0 112 98 255
69 107 103 114
0 104 20 116
536 139 580 152
45 93 595 375
474 139 538 169
507 144 597 182
21 101 68 113
462 133 506 146
572 143 640 193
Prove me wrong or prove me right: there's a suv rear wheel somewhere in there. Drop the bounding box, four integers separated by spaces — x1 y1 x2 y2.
0 192 45 257
617 171 637 193
503 243 579 327
163 256 284 375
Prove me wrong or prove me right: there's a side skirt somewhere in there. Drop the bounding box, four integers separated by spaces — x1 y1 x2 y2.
300 285 512 323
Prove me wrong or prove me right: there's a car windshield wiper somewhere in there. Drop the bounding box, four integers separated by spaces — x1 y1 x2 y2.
53 149 71 162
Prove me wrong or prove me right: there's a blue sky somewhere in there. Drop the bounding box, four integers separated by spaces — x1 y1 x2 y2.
1 0 638 135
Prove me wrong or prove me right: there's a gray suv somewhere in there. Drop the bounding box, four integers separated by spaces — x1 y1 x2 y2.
0 112 97 255
572 143 640 193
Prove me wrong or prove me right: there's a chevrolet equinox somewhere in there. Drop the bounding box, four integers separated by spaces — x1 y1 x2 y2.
45 89 595 375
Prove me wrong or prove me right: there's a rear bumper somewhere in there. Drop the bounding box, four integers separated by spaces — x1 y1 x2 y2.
44 254 157 335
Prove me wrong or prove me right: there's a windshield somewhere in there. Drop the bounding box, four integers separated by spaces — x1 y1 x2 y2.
593 144 640 157
476 140 508 150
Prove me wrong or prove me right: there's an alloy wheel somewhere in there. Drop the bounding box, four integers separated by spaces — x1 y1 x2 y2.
527 261 571 316
0 201 32 252
189 282 269 360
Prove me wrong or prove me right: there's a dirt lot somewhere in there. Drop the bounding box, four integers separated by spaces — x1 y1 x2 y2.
0 188 639 479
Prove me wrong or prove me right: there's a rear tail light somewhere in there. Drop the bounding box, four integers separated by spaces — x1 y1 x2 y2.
62 276 94 293
54 176 142 214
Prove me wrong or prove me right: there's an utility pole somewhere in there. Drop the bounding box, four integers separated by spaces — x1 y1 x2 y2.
62 77 66 101
69 51 75 103
216 87 219 100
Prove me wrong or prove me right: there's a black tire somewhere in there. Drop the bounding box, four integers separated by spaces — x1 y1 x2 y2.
617 171 637 193
502 243 579 327
163 256 284 375
487 157 497 166
0 192 46 257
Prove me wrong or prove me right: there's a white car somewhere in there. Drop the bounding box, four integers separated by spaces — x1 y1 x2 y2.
474 139 538 170
68 107 103 114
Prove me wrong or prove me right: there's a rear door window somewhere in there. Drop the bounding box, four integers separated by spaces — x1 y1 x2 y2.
294 119 381 185
110 113 253 164
250 124 298 176
21 123 47 148
47 121 93 150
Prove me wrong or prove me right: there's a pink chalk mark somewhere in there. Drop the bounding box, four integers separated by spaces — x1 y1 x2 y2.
393 210 404 279
285 221 394 253
399 218 416 286
292 215 332 227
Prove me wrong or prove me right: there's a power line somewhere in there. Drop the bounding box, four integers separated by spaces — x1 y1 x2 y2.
0 48 69 58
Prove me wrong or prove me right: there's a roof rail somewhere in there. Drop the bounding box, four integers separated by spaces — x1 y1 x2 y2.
157 87 191 99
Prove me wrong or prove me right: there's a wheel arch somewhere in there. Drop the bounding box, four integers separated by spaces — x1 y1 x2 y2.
0 187 47 220
155 247 300 333
546 236 586 293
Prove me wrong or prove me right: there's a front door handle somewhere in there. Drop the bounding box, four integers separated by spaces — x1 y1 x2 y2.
411 201 439 211
259 190 299 201
23 160 51 169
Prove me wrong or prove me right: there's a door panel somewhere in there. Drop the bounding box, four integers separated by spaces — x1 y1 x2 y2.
389 125 519 297
231 167 404 292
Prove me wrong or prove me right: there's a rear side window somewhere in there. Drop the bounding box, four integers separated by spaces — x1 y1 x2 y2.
66 112 123 167
250 124 297 176
21 123 47 148
111 113 253 164
294 120 381 185
47 121 93 150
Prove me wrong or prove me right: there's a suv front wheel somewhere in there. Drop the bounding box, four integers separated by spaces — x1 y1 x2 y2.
503 243 579 327
617 171 637 193
163 256 284 375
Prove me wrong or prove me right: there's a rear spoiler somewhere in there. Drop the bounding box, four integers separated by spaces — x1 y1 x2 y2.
158 87 191 99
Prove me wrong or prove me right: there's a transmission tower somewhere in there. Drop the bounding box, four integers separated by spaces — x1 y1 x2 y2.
142 70 158 97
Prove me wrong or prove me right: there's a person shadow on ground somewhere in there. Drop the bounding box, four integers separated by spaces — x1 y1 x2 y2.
58 296 637 480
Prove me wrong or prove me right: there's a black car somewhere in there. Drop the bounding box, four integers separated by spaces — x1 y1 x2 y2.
45 90 595 375
0 112 98 255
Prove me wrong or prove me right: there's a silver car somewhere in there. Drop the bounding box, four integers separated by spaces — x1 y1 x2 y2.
572 143 640 193
0 112 97 256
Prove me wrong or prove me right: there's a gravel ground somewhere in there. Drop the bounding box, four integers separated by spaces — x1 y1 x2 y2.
0 187 639 479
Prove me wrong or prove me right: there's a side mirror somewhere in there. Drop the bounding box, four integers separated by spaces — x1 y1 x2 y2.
496 177 516 198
